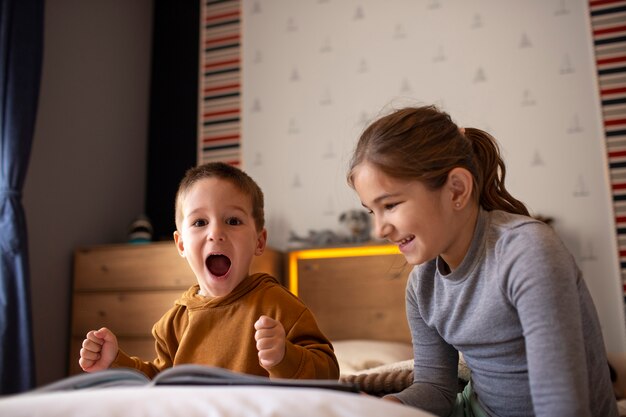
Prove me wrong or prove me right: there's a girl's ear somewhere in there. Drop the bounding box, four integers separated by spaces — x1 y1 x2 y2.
173 230 186 257
446 167 473 209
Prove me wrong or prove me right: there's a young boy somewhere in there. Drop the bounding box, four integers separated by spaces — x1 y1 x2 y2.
79 162 339 380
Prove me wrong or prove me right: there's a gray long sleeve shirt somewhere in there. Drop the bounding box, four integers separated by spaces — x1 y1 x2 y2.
394 209 617 417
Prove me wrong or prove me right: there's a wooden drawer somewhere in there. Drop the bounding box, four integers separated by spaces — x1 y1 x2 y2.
73 242 194 291
71 290 183 337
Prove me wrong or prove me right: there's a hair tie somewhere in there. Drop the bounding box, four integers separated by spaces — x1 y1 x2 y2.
459 127 466 135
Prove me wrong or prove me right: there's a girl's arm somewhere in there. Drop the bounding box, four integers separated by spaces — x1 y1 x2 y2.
501 223 592 417
391 270 458 417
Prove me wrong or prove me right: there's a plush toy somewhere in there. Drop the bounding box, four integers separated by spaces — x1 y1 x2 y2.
128 214 153 244
288 229 347 247
288 209 372 248
339 209 371 243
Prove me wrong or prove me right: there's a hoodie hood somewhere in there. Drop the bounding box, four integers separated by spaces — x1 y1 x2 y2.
176 273 279 310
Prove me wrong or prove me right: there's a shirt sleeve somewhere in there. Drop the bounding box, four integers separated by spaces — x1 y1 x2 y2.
111 307 179 379
267 307 340 380
391 271 458 417
498 222 591 417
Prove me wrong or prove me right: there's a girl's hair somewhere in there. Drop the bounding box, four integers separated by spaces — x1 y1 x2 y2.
347 105 529 216
175 162 265 231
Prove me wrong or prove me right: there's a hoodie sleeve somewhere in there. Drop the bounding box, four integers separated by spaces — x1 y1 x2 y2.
267 307 339 380
111 303 186 379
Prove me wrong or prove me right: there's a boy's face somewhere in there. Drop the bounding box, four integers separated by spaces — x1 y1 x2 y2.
173 177 267 297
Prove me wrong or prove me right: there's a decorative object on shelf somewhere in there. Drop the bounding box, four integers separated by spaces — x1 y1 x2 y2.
128 214 153 244
288 229 347 248
288 209 372 248
339 209 371 243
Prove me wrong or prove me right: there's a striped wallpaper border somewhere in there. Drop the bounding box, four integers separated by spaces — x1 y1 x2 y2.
588 0 626 300
198 0 241 167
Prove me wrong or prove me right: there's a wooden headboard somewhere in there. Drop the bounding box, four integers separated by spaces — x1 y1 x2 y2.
288 245 412 344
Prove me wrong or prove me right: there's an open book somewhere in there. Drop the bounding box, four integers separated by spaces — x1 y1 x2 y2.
35 364 360 393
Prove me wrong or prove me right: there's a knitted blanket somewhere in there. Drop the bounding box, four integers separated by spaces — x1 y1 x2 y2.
339 358 470 396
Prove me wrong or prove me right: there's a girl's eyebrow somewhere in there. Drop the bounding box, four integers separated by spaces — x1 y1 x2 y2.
361 192 401 210
372 192 400 204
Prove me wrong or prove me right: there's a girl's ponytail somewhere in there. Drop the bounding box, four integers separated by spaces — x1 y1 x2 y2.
466 128 529 216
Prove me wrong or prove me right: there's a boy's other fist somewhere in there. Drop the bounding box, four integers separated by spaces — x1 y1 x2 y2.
78 327 119 372
254 315 286 369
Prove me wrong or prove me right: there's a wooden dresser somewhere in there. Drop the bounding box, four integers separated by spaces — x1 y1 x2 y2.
68 241 283 375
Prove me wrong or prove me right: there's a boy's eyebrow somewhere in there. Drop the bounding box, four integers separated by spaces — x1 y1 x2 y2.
187 205 250 216
226 205 249 215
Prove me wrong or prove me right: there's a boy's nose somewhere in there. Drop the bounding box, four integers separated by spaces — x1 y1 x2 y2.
207 223 226 241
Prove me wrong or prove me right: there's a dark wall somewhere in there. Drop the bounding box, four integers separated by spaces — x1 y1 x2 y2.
146 0 199 240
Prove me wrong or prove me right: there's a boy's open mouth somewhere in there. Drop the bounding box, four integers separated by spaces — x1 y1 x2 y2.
206 254 232 277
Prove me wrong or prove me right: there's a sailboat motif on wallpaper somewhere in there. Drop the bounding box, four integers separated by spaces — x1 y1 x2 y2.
573 175 590 198
522 89 536 106
471 14 484 29
554 0 570 16
560 54 575 75
320 38 332 53
531 150 545 167
567 114 583 134
519 33 532 48
474 67 487 83
357 58 368 74
580 240 598 262
393 24 406 39
354 6 364 20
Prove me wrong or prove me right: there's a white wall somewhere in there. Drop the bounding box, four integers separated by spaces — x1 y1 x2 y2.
23 0 152 386
242 0 626 353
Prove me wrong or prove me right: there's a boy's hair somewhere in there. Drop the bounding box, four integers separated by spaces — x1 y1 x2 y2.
174 162 265 232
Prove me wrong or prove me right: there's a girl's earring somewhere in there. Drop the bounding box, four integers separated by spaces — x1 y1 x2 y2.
455 202 461 208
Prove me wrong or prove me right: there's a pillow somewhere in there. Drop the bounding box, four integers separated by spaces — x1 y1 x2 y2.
332 339 413 375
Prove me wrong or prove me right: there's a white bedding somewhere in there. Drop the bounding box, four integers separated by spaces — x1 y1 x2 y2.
0 385 434 417
0 339 430 417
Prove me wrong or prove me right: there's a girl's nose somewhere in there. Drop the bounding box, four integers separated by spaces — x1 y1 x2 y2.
373 216 391 240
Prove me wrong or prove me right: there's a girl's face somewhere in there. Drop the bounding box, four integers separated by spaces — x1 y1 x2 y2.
352 162 463 268
174 178 267 297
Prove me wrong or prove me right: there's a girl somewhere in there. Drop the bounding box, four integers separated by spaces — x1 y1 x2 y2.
348 105 617 417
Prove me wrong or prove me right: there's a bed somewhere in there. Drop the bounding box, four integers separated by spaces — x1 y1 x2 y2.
0 243 444 416
0 385 432 417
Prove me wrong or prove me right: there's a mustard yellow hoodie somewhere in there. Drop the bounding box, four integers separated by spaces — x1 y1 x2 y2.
113 273 339 380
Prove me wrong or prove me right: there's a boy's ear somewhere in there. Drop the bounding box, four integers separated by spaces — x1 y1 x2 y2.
255 228 268 256
446 167 473 209
173 230 186 257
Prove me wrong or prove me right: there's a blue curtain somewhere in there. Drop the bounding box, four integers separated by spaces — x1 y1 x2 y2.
0 0 44 394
